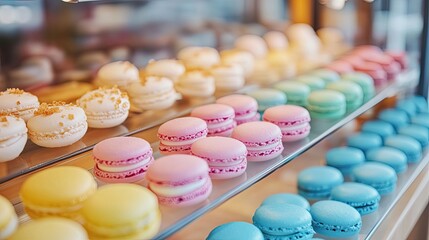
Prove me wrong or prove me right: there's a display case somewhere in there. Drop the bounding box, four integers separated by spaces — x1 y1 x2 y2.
0 0 428 239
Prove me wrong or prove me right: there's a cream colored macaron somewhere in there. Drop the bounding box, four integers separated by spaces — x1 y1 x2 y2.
263 31 289 50
94 61 139 90
235 35 268 59
0 115 28 162
220 49 255 77
0 88 39 122
176 70 215 98
177 46 220 70
27 102 88 148
145 59 185 82
0 195 18 239
9 217 88 240
211 63 245 91
77 87 130 128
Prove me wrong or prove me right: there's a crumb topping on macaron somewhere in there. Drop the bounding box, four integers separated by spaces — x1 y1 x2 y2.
1 88 25 95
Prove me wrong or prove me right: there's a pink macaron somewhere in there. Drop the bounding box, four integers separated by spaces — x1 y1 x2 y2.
216 94 260 125
190 104 237 137
326 60 354 74
93 137 154 183
146 154 212 207
263 105 311 142
157 117 208 155
385 51 408 70
353 62 387 87
191 137 247 179
231 121 284 162
362 54 401 81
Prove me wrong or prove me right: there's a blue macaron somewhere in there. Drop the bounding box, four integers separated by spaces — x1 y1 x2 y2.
398 125 429 148
247 88 287 113
378 108 409 130
396 99 418 117
412 113 429 129
366 147 408 173
261 193 310 211
351 162 397 195
361 120 395 141
410 95 428 113
330 182 381 215
253 204 315 240
384 135 422 163
207 222 264 240
310 200 362 238
325 147 365 176
297 166 344 199
347 132 382 153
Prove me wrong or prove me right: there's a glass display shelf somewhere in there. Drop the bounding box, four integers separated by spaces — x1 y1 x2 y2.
8 68 419 239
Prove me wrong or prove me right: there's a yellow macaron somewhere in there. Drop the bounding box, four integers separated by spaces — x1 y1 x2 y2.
20 166 97 220
82 183 161 240
0 195 18 239
9 217 88 240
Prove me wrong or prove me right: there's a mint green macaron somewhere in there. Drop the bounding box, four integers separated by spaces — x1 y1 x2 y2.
296 75 326 91
247 88 287 113
307 90 346 119
326 81 363 111
273 81 311 106
310 69 340 84
341 72 375 102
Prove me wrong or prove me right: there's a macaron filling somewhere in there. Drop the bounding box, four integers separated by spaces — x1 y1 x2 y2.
209 159 247 176
0 132 27 147
298 187 331 198
354 180 396 195
312 219 362 236
257 223 314 239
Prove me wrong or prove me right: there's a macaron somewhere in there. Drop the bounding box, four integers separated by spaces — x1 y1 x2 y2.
273 81 311 106
211 63 245 91
82 184 160 239
384 135 422 163
220 49 255 77
326 81 363 111
191 137 247 179
20 166 97 219
177 46 220 70
253 204 314 240
0 88 39 122
247 89 287 113
396 99 417 117
307 90 346 119
378 108 409 130
207 222 264 240
361 120 395 141
297 166 344 199
191 104 236 137
76 86 130 128
309 69 340 84
216 94 260 125
353 61 387 87
411 113 429 129
398 125 429 148
157 117 208 155
347 132 382 153
27 102 88 148
94 61 139 90
231 121 284 162
0 115 28 162
261 193 310 211
331 182 380 215
93 137 154 183
366 147 408 173
410 95 428 113
310 200 362 237
147 154 212 207
127 76 178 111
144 59 185 82
386 51 408 70
235 35 268 59
325 147 365 176
351 162 397 195
9 217 88 240
0 195 18 239
296 75 325 91
263 105 311 142
176 70 215 98
341 72 375 102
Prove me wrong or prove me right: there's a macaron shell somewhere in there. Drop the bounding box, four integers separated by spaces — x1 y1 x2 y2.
191 137 247 165
191 104 235 121
216 95 258 115
330 182 380 215
207 221 264 240
351 162 397 195
157 117 208 141
96 61 139 88
0 116 28 162
261 193 310 211
0 90 40 122
366 147 407 173
232 121 282 145
93 137 152 163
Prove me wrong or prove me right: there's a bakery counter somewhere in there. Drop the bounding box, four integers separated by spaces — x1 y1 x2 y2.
169 125 429 239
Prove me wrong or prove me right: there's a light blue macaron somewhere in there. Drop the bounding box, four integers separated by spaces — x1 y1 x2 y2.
384 135 422 163
297 166 344 199
361 120 395 141
410 95 428 113
412 113 429 129
366 147 408 173
310 200 362 238
207 222 264 240
396 99 418 117
309 69 340 84
347 132 383 153
378 108 409 130
351 162 397 195
273 81 311 106
247 88 287 113
296 75 326 91
253 204 315 240
325 147 365 176
398 125 429 148
330 182 381 215
261 193 310 211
